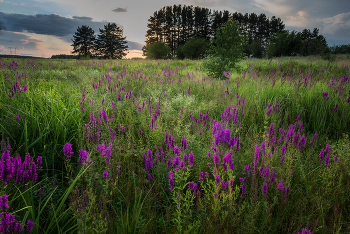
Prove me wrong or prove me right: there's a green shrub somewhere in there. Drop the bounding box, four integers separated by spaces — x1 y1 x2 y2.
202 19 244 79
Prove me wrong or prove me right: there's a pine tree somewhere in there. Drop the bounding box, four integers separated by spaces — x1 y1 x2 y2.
95 23 129 59
71 25 95 58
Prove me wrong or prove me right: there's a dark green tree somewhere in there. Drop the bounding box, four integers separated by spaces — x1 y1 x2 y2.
267 30 302 58
300 28 328 56
144 41 171 59
202 19 244 79
71 25 96 58
177 37 209 59
95 23 129 59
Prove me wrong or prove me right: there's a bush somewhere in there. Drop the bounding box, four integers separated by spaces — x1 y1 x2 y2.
202 19 244 79
144 41 171 59
179 37 209 59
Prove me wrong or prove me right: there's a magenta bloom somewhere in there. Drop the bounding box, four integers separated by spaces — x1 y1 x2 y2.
63 143 74 159
0 194 9 211
262 182 268 197
103 172 108 178
78 149 89 166
27 219 34 233
188 181 198 190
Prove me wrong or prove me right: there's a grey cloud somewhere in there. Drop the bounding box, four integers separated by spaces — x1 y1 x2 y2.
321 12 350 36
112 7 127 13
127 41 144 50
72 16 93 21
0 12 116 40
0 31 41 50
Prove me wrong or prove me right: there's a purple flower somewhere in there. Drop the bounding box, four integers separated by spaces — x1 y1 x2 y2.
298 135 306 148
323 92 329 100
174 146 179 155
213 152 220 165
333 104 338 112
78 149 89 166
122 126 126 131
188 181 198 190
168 171 174 190
265 107 272 115
196 190 201 198
181 137 187 150
138 128 142 135
207 151 211 158
270 171 276 182
183 154 188 161
262 182 268 197
277 180 284 191
103 172 108 178
63 143 74 159
214 174 220 186
253 146 260 169
147 174 153 181
188 153 194 165
0 194 9 211
104 143 112 165
27 219 34 233
309 134 317 146
240 183 246 199
172 155 179 168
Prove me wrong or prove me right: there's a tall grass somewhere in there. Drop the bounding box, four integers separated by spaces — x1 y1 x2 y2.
0 56 349 233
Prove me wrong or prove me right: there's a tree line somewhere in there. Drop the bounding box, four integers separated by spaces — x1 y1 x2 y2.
144 4 348 59
71 23 128 59
66 5 350 60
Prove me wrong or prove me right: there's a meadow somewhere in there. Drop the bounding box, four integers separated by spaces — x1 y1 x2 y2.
0 55 349 233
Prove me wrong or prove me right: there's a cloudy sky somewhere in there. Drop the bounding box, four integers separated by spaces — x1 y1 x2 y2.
0 0 349 58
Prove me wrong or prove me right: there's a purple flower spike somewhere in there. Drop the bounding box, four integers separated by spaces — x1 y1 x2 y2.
0 194 9 211
262 182 268 197
63 143 74 159
147 174 153 181
188 153 194 165
188 181 198 190
103 171 108 178
27 219 34 233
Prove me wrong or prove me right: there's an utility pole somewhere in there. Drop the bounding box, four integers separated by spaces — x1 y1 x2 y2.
8 47 12 55
14 47 17 55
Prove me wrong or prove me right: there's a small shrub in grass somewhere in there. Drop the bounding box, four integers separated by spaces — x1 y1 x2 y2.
202 19 244 79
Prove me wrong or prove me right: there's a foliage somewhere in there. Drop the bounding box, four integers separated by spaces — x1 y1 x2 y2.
176 37 209 59
0 56 350 233
143 41 171 59
94 23 129 59
267 30 303 58
71 25 96 58
146 5 284 56
202 19 244 79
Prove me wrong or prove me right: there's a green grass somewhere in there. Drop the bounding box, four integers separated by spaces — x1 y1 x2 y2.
0 55 349 233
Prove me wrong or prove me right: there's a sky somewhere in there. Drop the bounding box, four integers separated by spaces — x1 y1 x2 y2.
0 0 349 58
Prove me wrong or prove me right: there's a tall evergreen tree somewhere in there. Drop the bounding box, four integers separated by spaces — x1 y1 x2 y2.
71 25 95 58
95 23 129 59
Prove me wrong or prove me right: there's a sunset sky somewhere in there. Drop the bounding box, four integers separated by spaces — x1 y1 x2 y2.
0 0 349 58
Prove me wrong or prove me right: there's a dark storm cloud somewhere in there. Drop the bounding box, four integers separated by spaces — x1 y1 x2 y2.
0 12 114 39
111 7 128 13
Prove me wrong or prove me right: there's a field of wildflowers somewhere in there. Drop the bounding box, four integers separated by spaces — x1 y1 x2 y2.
0 56 349 233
